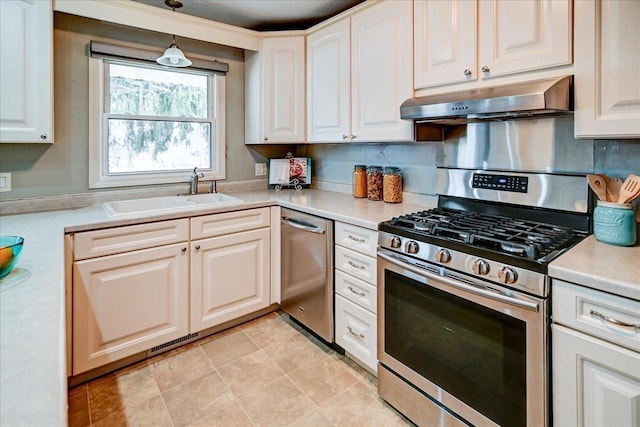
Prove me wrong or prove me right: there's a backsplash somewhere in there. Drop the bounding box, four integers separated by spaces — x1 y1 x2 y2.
305 139 639 196
594 140 640 178
302 142 442 195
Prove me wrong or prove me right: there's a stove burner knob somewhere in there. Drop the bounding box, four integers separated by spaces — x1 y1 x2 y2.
498 266 518 284
435 248 451 263
390 236 402 249
405 241 419 254
472 259 490 275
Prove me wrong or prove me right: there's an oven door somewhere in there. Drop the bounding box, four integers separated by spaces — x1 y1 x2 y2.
377 249 548 427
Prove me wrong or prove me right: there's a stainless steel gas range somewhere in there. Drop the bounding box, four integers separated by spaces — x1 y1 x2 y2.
378 78 595 427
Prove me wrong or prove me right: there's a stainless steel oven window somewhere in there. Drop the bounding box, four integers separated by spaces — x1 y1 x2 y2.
377 251 548 427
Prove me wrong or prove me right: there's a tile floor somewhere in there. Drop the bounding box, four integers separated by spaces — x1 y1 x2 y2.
68 311 413 427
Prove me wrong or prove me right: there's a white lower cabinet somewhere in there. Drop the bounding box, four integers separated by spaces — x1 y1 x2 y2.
191 228 270 332
335 294 377 372
71 208 271 376
552 280 640 427
553 325 640 427
73 243 189 374
334 221 378 374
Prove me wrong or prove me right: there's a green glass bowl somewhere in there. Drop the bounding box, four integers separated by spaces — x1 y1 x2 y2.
0 236 24 279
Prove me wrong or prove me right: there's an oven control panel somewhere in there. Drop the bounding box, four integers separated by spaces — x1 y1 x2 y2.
472 173 528 193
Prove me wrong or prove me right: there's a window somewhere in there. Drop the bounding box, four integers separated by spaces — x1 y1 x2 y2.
89 58 225 188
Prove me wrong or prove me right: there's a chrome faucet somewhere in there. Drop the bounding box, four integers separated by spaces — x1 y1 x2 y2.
189 167 204 195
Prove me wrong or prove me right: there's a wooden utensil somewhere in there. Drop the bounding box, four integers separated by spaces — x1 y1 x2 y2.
587 174 608 201
604 176 623 202
617 174 640 204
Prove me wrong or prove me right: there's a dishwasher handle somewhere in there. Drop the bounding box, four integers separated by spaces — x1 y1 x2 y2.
282 217 326 234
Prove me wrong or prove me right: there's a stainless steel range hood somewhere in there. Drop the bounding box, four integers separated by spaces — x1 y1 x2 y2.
400 76 573 124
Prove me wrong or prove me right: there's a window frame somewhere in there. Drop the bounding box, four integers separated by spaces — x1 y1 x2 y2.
89 57 225 189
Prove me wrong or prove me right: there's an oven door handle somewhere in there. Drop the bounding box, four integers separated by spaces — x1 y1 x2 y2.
378 251 539 312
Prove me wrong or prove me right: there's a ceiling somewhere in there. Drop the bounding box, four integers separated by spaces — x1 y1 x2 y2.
131 0 367 31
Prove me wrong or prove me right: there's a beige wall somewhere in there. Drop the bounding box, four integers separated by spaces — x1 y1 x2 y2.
0 13 264 200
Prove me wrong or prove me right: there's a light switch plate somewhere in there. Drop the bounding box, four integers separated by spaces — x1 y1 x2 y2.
0 173 11 192
255 163 267 176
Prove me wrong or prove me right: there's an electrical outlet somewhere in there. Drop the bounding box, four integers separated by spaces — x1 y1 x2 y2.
255 163 267 176
0 173 11 192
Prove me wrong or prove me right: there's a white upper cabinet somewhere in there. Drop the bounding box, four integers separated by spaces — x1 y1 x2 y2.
414 0 477 88
478 0 571 78
351 0 413 142
307 19 351 142
307 0 413 143
0 0 53 143
245 36 305 144
574 0 640 138
414 0 571 91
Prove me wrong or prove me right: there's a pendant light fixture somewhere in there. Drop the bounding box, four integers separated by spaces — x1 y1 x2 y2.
156 0 192 67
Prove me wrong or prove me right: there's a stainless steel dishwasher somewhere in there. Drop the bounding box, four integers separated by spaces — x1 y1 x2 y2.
280 208 334 343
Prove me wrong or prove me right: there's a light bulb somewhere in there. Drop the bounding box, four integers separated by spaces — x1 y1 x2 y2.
170 56 179 64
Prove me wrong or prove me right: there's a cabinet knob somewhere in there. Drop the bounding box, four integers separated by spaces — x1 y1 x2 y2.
264 137 268 141
342 134 348 140
481 66 490 73
180 247 187 253
464 69 472 77
351 135 357 139
194 244 201 251
40 134 47 140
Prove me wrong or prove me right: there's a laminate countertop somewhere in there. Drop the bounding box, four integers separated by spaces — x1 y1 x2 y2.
0 189 433 427
549 235 640 301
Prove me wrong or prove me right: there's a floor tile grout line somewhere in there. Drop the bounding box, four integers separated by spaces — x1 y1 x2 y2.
156 388 176 427
283 366 337 427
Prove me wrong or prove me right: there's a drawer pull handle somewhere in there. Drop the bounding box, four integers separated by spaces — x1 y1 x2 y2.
348 235 366 243
589 310 640 329
347 325 365 339
348 261 365 270
348 286 366 297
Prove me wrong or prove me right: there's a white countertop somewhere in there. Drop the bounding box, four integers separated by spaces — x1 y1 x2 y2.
0 189 432 426
549 235 640 301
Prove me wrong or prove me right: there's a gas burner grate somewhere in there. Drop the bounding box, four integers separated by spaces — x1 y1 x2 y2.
386 208 582 260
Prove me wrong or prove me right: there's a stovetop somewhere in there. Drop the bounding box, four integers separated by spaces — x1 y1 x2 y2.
383 208 582 261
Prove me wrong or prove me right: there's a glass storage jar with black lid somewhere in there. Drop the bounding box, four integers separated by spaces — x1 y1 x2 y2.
353 165 367 198
367 166 383 201
383 167 402 203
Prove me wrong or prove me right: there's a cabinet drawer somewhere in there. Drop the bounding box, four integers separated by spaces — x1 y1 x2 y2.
335 222 378 257
553 280 640 352
335 294 377 374
335 270 377 314
335 246 377 285
74 219 188 260
191 207 270 240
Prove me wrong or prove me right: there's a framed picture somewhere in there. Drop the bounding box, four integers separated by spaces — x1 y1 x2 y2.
268 157 311 188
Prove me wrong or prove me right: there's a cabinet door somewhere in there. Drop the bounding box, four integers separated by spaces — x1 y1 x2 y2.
553 325 640 427
73 243 189 374
574 0 640 138
191 228 270 332
478 0 571 78
335 294 377 374
351 0 413 142
307 19 351 142
0 0 53 143
414 0 477 89
261 36 305 143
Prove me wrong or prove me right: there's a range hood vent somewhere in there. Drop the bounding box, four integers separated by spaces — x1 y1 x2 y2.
400 76 573 124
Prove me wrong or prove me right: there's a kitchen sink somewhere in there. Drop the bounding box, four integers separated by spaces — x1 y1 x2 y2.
102 193 243 217
180 193 243 205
